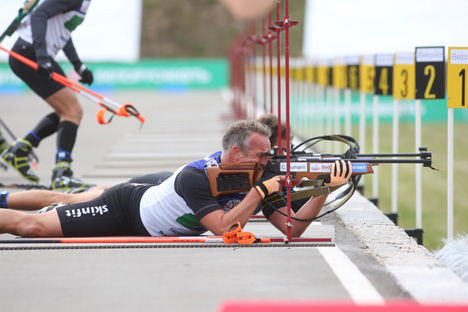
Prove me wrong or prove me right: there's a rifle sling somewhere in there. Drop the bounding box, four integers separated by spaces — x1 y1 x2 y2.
289 184 342 201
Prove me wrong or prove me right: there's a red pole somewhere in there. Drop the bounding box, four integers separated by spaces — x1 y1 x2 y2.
268 12 274 114
275 1 282 150
251 21 257 118
283 0 293 242
262 17 267 114
244 29 251 119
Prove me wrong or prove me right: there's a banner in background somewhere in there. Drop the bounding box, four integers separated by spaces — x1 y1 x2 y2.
0 59 228 91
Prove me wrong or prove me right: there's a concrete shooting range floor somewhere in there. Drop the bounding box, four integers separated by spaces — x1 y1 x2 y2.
1 90 467 312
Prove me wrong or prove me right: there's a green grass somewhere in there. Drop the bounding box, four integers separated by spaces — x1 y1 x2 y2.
358 122 468 251
294 122 468 251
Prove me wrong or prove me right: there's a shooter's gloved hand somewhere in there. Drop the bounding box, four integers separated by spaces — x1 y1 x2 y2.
74 63 93 85
254 167 284 199
324 160 352 187
37 56 54 80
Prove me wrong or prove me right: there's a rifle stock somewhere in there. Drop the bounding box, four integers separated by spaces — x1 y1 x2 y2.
205 163 262 198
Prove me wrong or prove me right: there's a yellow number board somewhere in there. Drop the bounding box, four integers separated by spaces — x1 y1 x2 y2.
415 46 445 99
448 47 468 108
393 52 415 99
359 55 375 93
306 64 315 83
333 57 347 89
317 61 330 86
346 56 360 90
374 54 393 96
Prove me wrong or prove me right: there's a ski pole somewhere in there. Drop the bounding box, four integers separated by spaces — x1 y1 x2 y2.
0 45 146 126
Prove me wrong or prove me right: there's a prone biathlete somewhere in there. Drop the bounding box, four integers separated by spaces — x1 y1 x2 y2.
0 120 352 238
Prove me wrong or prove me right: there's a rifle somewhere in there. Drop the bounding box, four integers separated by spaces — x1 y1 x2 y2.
0 0 39 43
205 135 434 219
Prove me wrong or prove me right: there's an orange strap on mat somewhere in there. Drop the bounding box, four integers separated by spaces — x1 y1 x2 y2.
222 222 262 245
223 222 243 243
236 232 257 245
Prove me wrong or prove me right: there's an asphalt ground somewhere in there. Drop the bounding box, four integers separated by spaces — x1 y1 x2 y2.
1 90 467 312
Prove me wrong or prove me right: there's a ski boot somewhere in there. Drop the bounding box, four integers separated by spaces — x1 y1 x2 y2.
0 139 39 183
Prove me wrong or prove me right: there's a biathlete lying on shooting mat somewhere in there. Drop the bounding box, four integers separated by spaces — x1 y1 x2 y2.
0 114 291 211
0 120 352 238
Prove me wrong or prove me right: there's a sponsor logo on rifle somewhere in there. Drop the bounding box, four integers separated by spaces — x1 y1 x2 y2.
351 163 367 172
280 162 308 172
309 163 332 172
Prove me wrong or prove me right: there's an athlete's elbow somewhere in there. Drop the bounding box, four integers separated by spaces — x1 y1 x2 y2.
209 228 225 236
292 228 306 237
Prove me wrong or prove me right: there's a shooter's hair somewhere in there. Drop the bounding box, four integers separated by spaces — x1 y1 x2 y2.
222 120 271 154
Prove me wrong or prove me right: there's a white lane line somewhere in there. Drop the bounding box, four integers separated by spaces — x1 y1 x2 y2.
318 246 385 305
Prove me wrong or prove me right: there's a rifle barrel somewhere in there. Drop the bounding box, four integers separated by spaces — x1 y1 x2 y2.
285 158 431 164
273 155 432 167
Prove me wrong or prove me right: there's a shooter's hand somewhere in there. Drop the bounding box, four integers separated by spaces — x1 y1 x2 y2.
324 160 352 187
254 174 284 199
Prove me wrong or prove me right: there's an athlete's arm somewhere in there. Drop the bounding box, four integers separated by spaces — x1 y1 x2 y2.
200 172 284 235
63 38 81 66
63 37 93 85
175 167 264 236
199 173 285 235
266 160 352 237
266 195 327 237
200 189 263 236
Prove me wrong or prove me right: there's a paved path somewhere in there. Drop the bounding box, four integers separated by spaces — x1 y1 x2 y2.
0 90 467 312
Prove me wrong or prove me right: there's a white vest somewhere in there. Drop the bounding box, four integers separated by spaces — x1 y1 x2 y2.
17 0 91 57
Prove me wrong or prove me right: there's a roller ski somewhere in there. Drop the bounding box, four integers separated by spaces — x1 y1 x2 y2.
0 138 40 184
50 155 95 192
